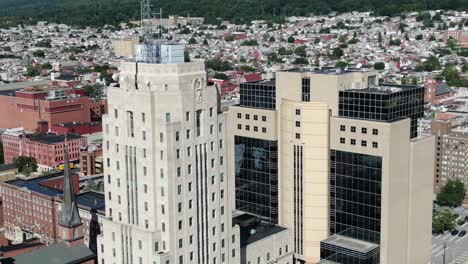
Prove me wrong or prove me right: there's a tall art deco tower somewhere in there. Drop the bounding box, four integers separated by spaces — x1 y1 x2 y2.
97 44 239 264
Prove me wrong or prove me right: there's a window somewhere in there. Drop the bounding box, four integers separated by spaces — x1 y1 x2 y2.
186 111 190 121
165 113 171 123
187 147 191 156
210 107 213 117
144 184 148 193
177 167 181 177
176 149 180 159
142 113 145 123
262 127 267 133
262 116 267 122
361 127 367 134
340 125 345 131
351 139 356 145
372 142 378 148
351 126 356 133
295 133 300 139
160 133 164 142
254 126 258 132
246 125 250 131
176 131 180 141
142 131 146 140
196 110 202 137
361 140 367 147
246 114 250 120
373 129 379 135
143 148 147 158
210 125 214 134
254 115 258 120
114 109 118 118
186 129 190 139
188 165 192 174
340 138 345 144
219 139 223 149
238 124 242 130
127 111 134 137
237 113 242 119
296 121 301 127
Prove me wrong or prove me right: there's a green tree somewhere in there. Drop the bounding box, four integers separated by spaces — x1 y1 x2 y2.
13 156 38 174
331 47 344 59
213 72 228 80
240 65 256 72
188 37 197 45
206 58 231 71
389 38 401 46
293 57 308 65
287 36 295 43
436 179 465 207
314 37 320 44
374 62 385 70
415 34 423 40
25 66 39 77
294 46 307 57
32 50 45 57
433 209 456 234
442 65 461 86
83 83 105 100
241 39 258 46
203 39 208 45
335 61 349 68
278 47 292 56
416 56 441 72
69 54 77 60
447 38 458 50
462 63 468 73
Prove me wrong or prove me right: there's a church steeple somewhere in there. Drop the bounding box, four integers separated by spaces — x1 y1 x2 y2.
59 134 83 242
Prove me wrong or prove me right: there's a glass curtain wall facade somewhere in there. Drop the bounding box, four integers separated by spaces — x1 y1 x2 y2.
239 80 276 110
234 136 279 224
338 86 424 138
321 150 382 264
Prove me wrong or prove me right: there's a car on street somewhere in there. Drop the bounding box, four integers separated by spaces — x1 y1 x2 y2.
464 215 468 222
459 230 466 237
451 229 459 236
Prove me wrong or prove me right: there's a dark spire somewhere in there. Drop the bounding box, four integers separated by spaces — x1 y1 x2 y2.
59 134 82 228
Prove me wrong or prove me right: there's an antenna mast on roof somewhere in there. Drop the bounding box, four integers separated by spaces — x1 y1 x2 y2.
139 0 163 63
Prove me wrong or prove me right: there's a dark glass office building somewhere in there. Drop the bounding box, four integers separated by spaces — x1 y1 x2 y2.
234 136 278 224
321 150 382 264
338 85 424 138
239 80 276 110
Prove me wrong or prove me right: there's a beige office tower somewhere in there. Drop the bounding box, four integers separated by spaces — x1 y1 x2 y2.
97 44 239 264
229 68 434 264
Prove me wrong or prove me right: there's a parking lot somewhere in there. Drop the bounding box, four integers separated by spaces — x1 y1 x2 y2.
432 207 468 264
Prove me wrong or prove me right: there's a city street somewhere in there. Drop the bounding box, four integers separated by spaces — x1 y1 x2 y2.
432 207 468 264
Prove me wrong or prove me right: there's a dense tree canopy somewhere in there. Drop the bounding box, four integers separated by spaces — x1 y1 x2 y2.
1 0 465 27
436 179 465 207
13 156 38 174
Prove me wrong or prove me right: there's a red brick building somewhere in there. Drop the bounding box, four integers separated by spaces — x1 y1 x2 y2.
0 173 104 247
424 79 454 105
1 128 84 171
443 30 468 48
0 85 107 132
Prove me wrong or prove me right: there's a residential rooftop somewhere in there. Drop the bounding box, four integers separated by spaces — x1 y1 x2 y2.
344 84 423 95
28 133 82 144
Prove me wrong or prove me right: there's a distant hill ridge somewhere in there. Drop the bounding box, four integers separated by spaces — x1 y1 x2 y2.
0 0 465 27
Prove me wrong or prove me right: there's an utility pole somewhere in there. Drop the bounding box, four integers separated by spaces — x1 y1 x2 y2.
443 243 446 264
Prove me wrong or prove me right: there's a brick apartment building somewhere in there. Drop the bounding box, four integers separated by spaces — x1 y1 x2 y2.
443 30 468 48
0 172 104 247
1 128 84 171
431 118 468 194
0 85 107 133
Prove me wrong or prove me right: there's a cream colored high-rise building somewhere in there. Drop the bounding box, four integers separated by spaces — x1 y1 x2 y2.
228 68 434 264
97 45 239 264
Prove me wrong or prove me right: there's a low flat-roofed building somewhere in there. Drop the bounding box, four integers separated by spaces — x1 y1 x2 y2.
233 213 293 264
0 164 18 183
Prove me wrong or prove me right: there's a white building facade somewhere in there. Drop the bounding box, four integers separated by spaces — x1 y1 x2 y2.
97 58 239 264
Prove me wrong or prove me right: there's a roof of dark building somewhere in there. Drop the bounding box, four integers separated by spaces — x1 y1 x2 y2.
344 84 423 95
233 213 287 247
6 172 66 197
28 133 82 144
435 83 452 96
75 191 105 212
8 242 95 264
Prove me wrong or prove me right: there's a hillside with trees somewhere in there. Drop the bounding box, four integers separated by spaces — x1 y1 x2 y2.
0 0 466 27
